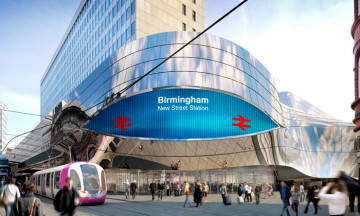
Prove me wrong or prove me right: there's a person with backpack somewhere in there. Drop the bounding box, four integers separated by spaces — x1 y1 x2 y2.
11 181 43 216
54 177 80 216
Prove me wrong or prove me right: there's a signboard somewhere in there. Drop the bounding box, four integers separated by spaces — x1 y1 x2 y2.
84 88 278 140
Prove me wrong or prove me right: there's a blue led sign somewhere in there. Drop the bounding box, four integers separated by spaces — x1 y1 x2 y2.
84 89 279 140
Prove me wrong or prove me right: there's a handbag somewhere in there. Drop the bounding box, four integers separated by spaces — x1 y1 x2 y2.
0 187 9 207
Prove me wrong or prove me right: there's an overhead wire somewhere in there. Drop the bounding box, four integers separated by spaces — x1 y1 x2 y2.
6 0 251 168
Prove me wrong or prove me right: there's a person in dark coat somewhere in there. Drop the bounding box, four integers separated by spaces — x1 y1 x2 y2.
193 182 202 207
11 181 43 216
54 177 81 216
254 183 262 205
157 180 164 200
304 182 317 214
149 181 157 200
338 171 360 213
237 183 243 197
130 180 137 199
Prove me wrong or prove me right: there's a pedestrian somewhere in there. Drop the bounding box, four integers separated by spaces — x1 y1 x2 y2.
11 181 43 216
54 177 81 216
247 183 252 202
149 180 156 200
266 183 273 197
219 182 227 200
124 179 130 199
183 181 192 208
291 186 300 216
244 182 251 202
130 180 137 199
166 183 170 196
338 171 360 214
157 180 164 200
193 182 202 207
237 183 243 198
1 177 21 216
313 185 321 214
318 182 347 216
254 183 262 204
299 183 305 202
304 182 317 214
202 182 209 203
279 181 291 216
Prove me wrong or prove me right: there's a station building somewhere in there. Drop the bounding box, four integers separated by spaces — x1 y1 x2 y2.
8 0 356 191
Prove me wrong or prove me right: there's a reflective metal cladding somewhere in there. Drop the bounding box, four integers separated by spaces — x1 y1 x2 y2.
60 32 355 178
21 31 355 179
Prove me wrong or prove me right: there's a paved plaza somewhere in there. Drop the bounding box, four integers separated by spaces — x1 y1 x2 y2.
0 193 358 216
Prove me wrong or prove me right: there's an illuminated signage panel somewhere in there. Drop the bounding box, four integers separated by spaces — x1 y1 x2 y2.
84 89 278 140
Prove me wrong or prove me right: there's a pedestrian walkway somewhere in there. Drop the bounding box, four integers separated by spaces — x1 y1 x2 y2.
0 193 358 215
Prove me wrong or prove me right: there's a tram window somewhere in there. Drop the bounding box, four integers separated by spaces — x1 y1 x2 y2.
70 170 81 190
46 173 50 187
36 176 40 186
42 174 45 184
54 171 60 189
101 170 106 191
80 164 100 193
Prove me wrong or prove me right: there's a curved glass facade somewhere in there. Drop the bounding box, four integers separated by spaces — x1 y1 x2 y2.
49 32 354 178
14 31 355 180
62 32 284 127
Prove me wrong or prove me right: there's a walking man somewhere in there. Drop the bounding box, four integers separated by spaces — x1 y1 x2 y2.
130 180 137 199
255 183 262 204
299 182 305 202
54 177 80 216
124 179 130 199
157 180 164 200
149 181 156 200
279 181 291 216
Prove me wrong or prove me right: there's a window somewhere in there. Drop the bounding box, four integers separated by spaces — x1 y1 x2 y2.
182 23 186 31
182 4 186 15
70 170 82 190
131 21 135 35
131 1 135 14
192 11 196 21
193 0 196 4
81 164 100 194
46 173 50 187
54 171 61 189
126 6 131 19
36 175 40 186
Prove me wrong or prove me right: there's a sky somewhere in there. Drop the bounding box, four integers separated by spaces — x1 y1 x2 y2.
0 0 355 147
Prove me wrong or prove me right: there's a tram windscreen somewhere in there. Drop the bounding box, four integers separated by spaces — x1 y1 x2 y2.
80 164 100 194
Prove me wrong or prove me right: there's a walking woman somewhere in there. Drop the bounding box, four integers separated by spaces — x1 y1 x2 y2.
202 182 209 203
183 181 193 208
1 177 20 216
